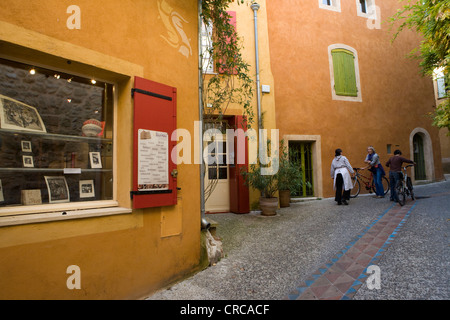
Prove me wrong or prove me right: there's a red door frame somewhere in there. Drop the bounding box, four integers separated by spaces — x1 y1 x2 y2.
228 115 249 214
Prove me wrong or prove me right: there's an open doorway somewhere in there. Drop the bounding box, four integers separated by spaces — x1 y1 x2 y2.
288 141 315 197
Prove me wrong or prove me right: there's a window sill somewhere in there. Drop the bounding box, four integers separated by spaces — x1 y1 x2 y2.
318 5 341 13
0 205 132 227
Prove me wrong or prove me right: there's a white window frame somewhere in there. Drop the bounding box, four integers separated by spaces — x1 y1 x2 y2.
328 44 363 102
318 0 341 13
201 20 214 74
356 0 377 20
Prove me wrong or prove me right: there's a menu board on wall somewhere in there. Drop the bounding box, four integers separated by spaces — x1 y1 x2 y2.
137 129 169 191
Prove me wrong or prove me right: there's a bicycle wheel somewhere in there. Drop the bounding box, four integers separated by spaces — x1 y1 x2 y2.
396 181 406 206
382 176 390 196
406 177 415 200
350 178 360 198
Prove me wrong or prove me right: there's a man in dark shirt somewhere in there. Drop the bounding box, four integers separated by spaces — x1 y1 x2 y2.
385 150 415 202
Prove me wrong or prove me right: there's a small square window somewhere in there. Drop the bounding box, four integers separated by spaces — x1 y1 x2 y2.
356 0 377 19
319 0 341 12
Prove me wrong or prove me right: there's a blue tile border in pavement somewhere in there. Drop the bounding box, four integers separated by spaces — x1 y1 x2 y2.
288 201 419 300
341 201 418 300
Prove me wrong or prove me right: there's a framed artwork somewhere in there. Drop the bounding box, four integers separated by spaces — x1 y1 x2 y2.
89 152 102 169
44 176 70 203
0 179 4 203
79 180 95 198
0 94 47 133
21 141 32 153
23 155 34 168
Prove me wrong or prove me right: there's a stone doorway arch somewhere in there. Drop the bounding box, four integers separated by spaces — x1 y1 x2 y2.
409 128 435 182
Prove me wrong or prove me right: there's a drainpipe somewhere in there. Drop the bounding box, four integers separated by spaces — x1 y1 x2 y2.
251 2 262 131
199 0 210 230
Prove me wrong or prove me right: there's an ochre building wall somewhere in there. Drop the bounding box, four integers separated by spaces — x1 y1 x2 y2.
266 0 444 198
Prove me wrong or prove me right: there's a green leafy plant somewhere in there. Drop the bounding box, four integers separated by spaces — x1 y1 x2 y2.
277 140 303 192
241 162 278 198
201 0 255 128
240 139 278 198
390 0 450 133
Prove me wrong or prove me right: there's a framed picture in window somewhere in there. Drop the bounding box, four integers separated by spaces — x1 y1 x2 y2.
0 94 47 133
23 155 34 168
45 176 70 203
89 152 102 169
0 179 4 203
79 180 95 199
21 141 32 153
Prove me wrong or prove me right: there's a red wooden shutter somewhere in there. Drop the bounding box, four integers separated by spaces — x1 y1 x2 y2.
132 76 177 209
229 115 249 214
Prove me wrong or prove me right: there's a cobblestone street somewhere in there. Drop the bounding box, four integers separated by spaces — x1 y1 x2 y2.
148 178 450 300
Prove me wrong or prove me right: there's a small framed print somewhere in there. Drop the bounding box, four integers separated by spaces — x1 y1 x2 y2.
23 155 34 168
0 94 46 133
0 179 4 203
79 180 95 199
45 176 70 203
89 152 102 169
21 141 32 153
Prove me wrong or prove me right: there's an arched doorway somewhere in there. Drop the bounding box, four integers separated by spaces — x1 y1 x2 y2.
413 134 426 180
409 128 435 182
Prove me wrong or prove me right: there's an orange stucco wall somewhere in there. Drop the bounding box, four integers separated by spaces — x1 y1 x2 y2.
0 0 201 299
266 0 444 198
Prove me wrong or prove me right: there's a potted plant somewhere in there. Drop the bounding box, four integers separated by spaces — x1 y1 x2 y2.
241 160 278 216
277 140 302 207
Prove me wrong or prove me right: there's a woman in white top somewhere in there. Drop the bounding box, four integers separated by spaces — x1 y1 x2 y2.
330 148 354 205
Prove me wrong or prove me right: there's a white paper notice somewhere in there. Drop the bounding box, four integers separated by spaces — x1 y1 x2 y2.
138 129 169 191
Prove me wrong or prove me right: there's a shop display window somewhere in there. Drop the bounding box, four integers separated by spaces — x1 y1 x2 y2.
0 58 114 208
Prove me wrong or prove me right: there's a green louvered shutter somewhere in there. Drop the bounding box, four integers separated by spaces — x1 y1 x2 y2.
331 49 358 97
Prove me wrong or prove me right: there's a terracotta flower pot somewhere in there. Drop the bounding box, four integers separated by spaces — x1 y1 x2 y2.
259 197 278 216
279 190 291 208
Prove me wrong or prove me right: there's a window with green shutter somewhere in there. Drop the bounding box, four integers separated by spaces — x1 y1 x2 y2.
331 49 358 97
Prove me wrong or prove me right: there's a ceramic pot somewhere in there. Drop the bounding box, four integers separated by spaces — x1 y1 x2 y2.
279 190 291 208
259 197 278 216
82 119 102 137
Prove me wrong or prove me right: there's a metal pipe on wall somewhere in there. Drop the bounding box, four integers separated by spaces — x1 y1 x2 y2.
251 2 262 130
198 0 209 230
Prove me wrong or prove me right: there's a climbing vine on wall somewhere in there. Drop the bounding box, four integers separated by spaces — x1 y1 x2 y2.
201 0 255 129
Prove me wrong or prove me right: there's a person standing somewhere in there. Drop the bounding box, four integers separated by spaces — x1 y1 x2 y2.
331 149 354 205
364 146 385 198
385 150 415 202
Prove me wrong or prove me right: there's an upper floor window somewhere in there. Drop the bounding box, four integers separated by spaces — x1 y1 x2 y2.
328 44 362 102
433 67 448 100
356 0 377 19
201 20 214 74
319 0 341 12
201 11 237 74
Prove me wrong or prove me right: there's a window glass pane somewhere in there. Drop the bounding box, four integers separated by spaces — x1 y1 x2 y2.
0 58 114 207
437 77 446 98
218 155 227 165
360 0 367 13
218 167 228 180
208 166 217 180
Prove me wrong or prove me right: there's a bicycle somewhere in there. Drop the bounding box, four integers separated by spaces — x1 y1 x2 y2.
350 167 390 198
395 164 415 206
